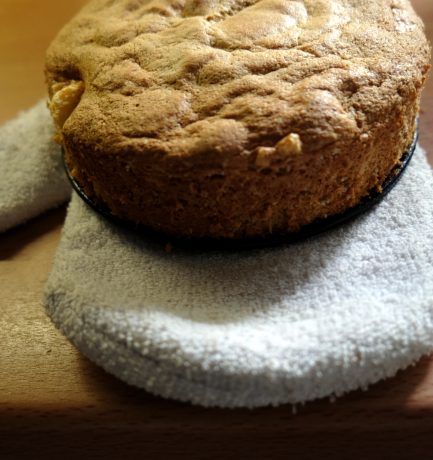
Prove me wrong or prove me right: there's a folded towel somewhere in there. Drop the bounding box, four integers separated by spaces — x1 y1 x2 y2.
0 101 71 233
44 147 433 408
2 102 432 408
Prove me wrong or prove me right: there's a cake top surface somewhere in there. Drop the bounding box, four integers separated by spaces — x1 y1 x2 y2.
46 0 430 157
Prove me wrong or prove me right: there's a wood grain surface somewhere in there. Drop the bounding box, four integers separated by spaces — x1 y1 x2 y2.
1 1 433 458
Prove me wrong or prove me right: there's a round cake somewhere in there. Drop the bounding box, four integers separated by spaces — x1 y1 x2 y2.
46 0 430 239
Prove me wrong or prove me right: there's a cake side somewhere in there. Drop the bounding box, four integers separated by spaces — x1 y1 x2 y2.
46 0 431 238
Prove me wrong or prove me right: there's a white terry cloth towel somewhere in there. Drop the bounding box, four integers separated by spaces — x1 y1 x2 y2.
0 101 71 233
44 147 433 408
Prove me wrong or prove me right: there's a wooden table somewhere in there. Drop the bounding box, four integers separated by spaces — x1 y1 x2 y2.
1 2 433 458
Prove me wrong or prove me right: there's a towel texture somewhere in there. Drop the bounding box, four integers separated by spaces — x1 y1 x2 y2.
0 101 71 233
2 101 432 408
44 148 433 408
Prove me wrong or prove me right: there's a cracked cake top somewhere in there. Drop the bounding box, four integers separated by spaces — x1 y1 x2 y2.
46 0 430 158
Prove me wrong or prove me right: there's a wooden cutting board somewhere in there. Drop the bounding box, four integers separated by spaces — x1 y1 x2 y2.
1 1 433 458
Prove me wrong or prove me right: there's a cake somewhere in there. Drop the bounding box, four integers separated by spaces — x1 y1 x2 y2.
45 0 430 239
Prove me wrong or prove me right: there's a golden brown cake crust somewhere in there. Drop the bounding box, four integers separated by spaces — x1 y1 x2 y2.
46 0 430 238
